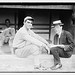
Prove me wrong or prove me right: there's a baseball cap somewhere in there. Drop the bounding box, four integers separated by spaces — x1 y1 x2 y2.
24 16 34 22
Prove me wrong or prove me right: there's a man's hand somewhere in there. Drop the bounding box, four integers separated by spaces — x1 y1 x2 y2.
40 44 50 54
64 45 69 51
45 45 50 54
4 36 10 43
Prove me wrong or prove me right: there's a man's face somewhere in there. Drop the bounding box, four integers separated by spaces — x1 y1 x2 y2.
24 20 33 29
5 20 10 27
54 24 62 34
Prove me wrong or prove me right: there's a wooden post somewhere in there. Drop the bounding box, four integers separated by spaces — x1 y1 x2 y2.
49 10 52 43
14 10 17 33
72 5 75 42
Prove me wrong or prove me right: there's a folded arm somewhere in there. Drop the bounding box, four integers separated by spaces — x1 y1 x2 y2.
22 31 46 47
30 30 50 46
64 32 75 52
22 30 50 54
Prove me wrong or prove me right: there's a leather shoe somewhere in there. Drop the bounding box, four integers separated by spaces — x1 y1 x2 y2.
50 63 62 70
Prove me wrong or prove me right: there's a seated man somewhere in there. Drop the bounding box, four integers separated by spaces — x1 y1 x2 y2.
13 16 50 69
50 20 75 70
0 19 15 54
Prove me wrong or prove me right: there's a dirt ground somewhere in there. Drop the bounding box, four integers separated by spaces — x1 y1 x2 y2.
0 44 75 73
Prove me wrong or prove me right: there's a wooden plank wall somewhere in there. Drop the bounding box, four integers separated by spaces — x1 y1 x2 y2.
31 24 50 41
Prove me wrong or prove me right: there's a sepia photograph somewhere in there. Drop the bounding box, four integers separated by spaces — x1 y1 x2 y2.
0 1 75 73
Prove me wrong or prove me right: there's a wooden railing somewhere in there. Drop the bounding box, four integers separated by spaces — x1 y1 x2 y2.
0 23 51 41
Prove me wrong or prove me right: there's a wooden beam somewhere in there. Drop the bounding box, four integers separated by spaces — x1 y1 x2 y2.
0 5 73 9
35 32 49 34
31 28 49 30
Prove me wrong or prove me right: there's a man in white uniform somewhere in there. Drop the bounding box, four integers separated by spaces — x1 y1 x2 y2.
13 16 50 69
0 19 15 54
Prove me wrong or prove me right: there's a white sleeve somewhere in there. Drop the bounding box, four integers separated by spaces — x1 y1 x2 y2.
30 30 49 45
21 30 45 47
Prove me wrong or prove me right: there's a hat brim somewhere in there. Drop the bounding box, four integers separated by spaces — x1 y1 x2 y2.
51 23 64 28
28 18 34 21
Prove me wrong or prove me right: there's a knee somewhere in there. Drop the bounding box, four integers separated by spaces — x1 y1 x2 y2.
65 51 73 58
33 50 40 55
50 47 57 53
66 53 72 58
32 45 40 55
68 54 72 58
32 45 39 51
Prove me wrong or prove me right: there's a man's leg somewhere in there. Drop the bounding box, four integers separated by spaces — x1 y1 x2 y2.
0 35 5 54
15 44 41 69
50 47 65 70
29 45 41 69
9 39 14 54
15 45 39 58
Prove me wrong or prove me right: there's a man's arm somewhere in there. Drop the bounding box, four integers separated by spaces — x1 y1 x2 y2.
64 31 75 51
22 30 50 54
10 28 15 39
30 30 50 46
22 30 46 47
